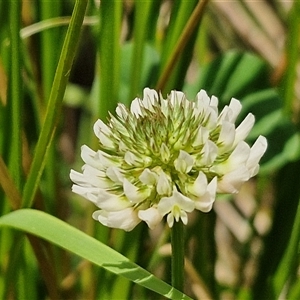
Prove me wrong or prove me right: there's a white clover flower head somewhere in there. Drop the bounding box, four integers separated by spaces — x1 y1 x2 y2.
70 88 267 231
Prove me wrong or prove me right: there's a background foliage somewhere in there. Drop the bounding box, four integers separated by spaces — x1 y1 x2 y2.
0 0 300 299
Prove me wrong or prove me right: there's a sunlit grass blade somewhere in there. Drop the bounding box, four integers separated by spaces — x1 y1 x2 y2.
22 0 88 208
0 209 193 300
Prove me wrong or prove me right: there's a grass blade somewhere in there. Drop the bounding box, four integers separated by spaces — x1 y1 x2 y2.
98 0 122 118
0 209 192 300
22 0 88 208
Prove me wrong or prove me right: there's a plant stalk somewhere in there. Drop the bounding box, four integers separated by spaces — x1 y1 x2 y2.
21 0 88 208
171 220 185 292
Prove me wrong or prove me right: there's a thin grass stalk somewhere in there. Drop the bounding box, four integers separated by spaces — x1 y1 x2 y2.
27 234 60 299
272 200 300 297
95 3 122 296
3 234 24 299
156 0 210 92
22 0 88 208
128 1 152 101
287 275 300 299
171 220 185 292
40 0 62 213
5 3 25 298
283 1 300 117
0 155 21 209
98 0 122 118
8 0 22 189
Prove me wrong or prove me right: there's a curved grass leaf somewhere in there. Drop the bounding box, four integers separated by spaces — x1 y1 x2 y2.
0 209 192 300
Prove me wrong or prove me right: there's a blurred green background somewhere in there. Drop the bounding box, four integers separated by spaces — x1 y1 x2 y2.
0 0 300 299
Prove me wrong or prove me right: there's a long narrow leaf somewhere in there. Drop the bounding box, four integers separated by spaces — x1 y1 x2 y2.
0 209 192 300
8 0 22 189
22 0 88 208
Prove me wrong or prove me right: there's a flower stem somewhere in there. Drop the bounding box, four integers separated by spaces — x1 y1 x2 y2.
171 220 185 292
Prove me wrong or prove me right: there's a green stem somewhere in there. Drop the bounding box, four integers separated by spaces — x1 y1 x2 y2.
98 0 122 119
171 220 185 292
21 0 88 208
283 1 300 117
9 0 22 190
273 201 300 297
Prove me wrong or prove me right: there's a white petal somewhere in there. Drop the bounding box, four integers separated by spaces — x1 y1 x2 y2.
195 177 217 212
142 88 158 109
160 98 169 118
139 168 158 185
196 90 210 109
123 179 149 203
70 169 89 186
174 150 194 173
116 103 128 119
93 119 115 148
106 166 124 184
188 171 208 197
109 115 129 137
205 107 218 129
179 210 188 225
81 145 114 169
94 119 111 137
234 113 255 145
217 167 250 193
247 135 268 176
97 190 132 211
124 151 140 166
82 164 106 179
138 207 163 229
165 206 189 227
80 145 97 165
197 140 218 166
93 208 141 231
217 121 235 152
210 95 219 108
70 167 111 189
71 184 100 203
158 189 195 216
228 98 242 122
156 171 172 195
213 141 250 175
170 90 185 107
218 105 230 123
227 141 251 169
192 126 209 147
167 213 175 227
130 98 143 117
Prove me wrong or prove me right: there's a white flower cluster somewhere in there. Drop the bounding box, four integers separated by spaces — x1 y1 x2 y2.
70 88 267 231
